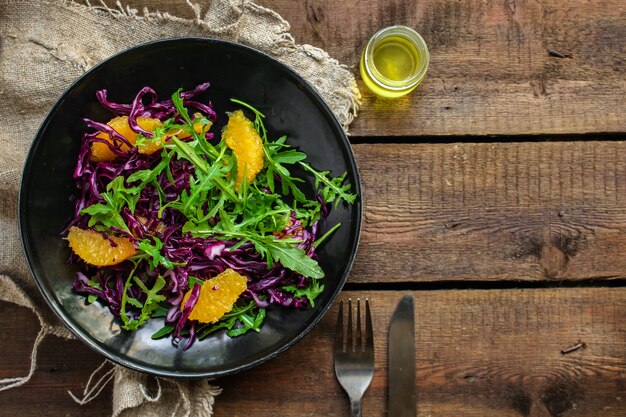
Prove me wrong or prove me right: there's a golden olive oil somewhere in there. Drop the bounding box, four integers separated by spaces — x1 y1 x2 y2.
360 26 430 98
372 36 420 82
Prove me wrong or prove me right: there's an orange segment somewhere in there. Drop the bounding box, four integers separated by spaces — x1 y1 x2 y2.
91 115 212 161
67 226 137 266
91 116 162 161
222 110 264 187
181 268 248 323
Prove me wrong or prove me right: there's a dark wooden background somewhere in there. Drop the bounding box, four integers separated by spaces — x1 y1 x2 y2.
1 0 625 416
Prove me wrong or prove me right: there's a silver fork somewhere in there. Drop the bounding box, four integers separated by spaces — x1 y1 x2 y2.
334 298 374 417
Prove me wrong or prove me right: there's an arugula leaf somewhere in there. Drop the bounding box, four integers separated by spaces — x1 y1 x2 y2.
171 136 208 172
314 222 342 248
299 162 357 208
136 237 175 270
264 238 324 279
228 309 266 337
121 274 167 331
151 325 174 340
197 301 266 339
181 167 218 215
81 177 136 233
126 297 143 308
168 159 231 224
171 89 219 159
264 148 307 202
119 262 140 330
151 304 169 318
126 150 173 190
170 136 239 204
81 153 177 233
283 278 324 307
272 150 304 163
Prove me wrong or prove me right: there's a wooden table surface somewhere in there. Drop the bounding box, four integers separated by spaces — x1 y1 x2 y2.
2 0 625 416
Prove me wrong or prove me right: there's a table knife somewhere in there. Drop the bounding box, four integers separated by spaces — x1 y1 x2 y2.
388 294 416 416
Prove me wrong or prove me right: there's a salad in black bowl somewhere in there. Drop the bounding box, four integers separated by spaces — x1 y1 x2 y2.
66 81 355 350
20 38 361 378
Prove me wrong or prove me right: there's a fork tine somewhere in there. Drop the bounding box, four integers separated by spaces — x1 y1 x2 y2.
356 298 362 351
347 298 353 352
335 300 344 353
365 299 373 350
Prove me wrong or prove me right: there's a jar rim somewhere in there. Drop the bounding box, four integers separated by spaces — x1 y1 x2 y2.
364 25 430 91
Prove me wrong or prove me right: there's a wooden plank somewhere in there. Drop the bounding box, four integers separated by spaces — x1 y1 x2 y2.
0 303 111 417
3 288 624 416
350 141 626 283
215 289 626 417
120 0 626 136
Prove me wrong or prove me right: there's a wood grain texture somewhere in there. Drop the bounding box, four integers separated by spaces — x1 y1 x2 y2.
350 141 626 283
3 289 625 416
120 0 626 136
216 289 626 417
0 303 111 417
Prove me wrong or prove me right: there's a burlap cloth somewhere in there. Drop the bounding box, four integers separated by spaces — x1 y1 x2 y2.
0 0 360 415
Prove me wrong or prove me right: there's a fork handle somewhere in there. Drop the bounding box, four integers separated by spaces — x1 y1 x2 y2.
350 399 362 417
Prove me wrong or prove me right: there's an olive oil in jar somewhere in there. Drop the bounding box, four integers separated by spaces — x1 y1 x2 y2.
373 36 420 82
360 26 430 98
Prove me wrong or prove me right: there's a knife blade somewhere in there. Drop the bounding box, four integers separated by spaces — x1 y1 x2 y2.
388 294 416 417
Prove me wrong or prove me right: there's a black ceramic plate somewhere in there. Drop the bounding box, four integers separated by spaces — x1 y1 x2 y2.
19 38 361 378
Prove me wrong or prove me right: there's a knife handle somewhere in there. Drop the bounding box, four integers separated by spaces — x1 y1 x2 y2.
350 399 362 417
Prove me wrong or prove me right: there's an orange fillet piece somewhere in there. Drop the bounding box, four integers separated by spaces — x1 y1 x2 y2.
67 226 137 266
222 110 264 187
91 115 212 161
181 268 248 324
91 116 162 161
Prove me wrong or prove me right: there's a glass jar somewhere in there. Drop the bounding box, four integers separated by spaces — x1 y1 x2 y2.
360 25 430 98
